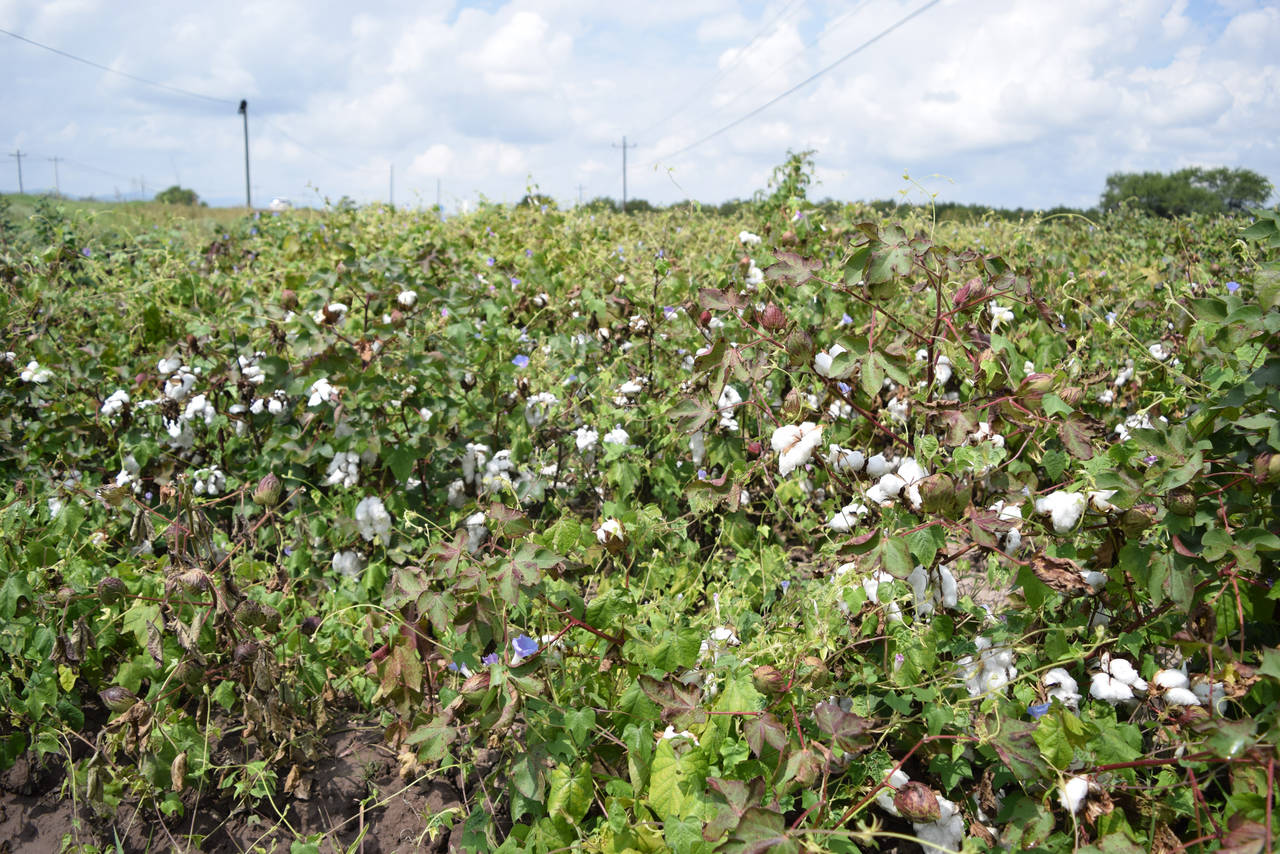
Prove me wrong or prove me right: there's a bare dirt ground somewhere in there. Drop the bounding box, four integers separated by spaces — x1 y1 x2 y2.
0 719 466 853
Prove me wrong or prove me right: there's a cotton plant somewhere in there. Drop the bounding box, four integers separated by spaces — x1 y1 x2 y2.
523 392 557 428
307 377 339 407
237 353 266 385
191 467 225 496
716 384 743 431
331 549 366 579
463 511 488 553
907 563 958 618
1042 667 1081 709
100 389 130 418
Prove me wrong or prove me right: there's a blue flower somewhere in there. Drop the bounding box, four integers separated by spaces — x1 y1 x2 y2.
482 653 500 666
1028 702 1051 719
526 248 534 257
1226 281 1241 293
840 313 853 326
81 247 91 257
511 354 530 368
486 256 495 266
836 382 851 396
663 306 676 318
512 634 538 658
511 276 521 286
780 579 791 593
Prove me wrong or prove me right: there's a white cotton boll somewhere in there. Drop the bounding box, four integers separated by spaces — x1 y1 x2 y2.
602 425 629 446
1107 658 1147 691
772 422 824 476
397 289 417 308
897 458 928 508
164 371 197 401
936 565 958 608
596 517 624 544
886 396 910 424
158 356 183 375
462 443 489 485
355 496 392 545
464 511 488 553
1148 342 1170 361
307 377 337 407
865 453 896 477
1059 776 1090 814
250 398 266 415
1152 669 1189 691
828 502 869 532
1044 668 1081 709
1099 389 1115 405
575 426 599 452
184 394 215 424
907 564 931 615
1191 678 1227 714
1005 527 1023 552
324 451 360 488
1035 491 1087 533
447 478 468 508
865 483 891 506
101 389 130 417
1114 363 1134 388
1080 570 1108 589
690 431 706 467
826 445 866 473
332 550 366 579
268 395 286 415
1090 672 1134 704
914 796 965 853
745 264 763 286
877 472 906 498
738 230 762 246
524 392 557 428
934 355 953 385
1162 687 1201 707
1088 490 1119 513
814 344 853 379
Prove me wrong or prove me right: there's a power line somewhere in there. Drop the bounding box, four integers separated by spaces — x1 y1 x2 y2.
631 0 806 141
652 0 943 162
0 26 235 106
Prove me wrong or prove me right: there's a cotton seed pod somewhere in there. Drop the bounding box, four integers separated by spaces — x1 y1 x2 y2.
300 615 322 636
783 389 806 416
170 752 188 792
752 665 789 695
738 255 752 273
699 309 712 327
779 230 798 246
389 309 405 328
919 473 958 515
252 472 282 507
784 328 813 366
1058 386 1085 407
1166 487 1197 517
173 659 203 687
1120 503 1157 537
171 569 212 595
280 289 298 309
57 586 75 604
894 781 942 823
259 603 282 633
1252 452 1280 484
233 641 258 665
759 303 788 331
801 656 830 687
98 576 127 606
236 599 266 628
100 686 139 713
460 671 491 702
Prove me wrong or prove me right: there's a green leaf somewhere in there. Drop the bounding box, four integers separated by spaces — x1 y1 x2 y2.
878 536 914 579
1041 448 1069 482
547 761 592 824
563 707 595 748
719 807 798 854
1042 393 1073 417
907 525 947 567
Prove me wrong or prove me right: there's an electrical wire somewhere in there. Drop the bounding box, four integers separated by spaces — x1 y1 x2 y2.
631 0 806 142
0 26 235 106
652 0 943 162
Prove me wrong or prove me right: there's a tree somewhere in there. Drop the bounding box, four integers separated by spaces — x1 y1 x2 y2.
1100 167 1272 217
154 185 203 206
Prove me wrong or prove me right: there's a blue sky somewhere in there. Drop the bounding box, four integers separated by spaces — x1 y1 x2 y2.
2 0 1277 210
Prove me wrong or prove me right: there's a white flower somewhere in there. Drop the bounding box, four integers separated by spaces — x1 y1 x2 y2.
101 389 130 417
575 426 599 452
738 230 762 246
332 550 366 579
397 289 418 308
989 301 1014 330
699 626 740 662
602 425 629 446
814 344 853 379
355 496 392 545
1035 491 1087 533
771 422 824 476
308 378 338 407
1059 775 1090 814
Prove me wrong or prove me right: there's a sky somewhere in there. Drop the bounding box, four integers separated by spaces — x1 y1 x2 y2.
2 0 1278 211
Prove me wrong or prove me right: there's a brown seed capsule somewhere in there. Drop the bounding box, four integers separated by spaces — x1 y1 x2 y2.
173 659 203 687
783 389 806 416
779 230 798 246
752 665 789 695
170 752 188 792
894 781 942 822
1120 504 1157 537
801 656 830 687
98 577 127 606
252 473 282 507
759 303 788 331
300 615 322 636
1059 386 1085 407
233 641 258 665
100 686 139 713
389 309 405 328
784 328 813 366
280 289 298 309
236 599 266 628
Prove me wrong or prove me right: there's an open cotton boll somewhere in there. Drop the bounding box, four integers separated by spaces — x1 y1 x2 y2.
1035 491 1087 533
827 502 869 532
877 472 906 498
826 445 866 473
1089 672 1134 704
814 344 853 379
1107 657 1148 691
1044 668 1081 709
896 458 928 509
914 796 965 853
1059 775 1091 814
1088 490 1119 513
865 453 896 477
771 422 824 476
1152 669 1189 691
934 355 953 385
875 769 912 816
1162 686 1201 706
464 512 488 553
355 496 393 545
1191 677 1227 714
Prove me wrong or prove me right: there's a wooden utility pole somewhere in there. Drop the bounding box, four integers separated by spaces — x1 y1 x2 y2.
8 150 24 194
612 136 637 213
238 100 251 209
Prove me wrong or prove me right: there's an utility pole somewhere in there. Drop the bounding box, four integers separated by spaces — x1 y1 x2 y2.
47 156 61 196
611 136 637 213
8 150 24 194
238 99 251 209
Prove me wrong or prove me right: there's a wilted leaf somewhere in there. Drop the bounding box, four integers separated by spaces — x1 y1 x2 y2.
1029 553 1091 594
764 252 823 285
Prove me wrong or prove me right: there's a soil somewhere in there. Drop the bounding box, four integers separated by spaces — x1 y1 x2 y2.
0 718 467 853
